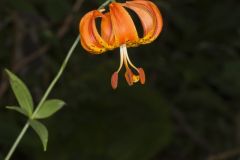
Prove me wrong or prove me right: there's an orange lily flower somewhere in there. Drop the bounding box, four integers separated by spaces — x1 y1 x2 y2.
79 0 163 89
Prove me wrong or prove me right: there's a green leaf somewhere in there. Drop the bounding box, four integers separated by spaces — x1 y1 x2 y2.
6 106 28 117
29 120 48 151
34 99 65 119
5 69 34 116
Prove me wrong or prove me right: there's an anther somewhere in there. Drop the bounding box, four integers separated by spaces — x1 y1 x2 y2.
138 68 145 84
111 72 118 89
125 69 134 86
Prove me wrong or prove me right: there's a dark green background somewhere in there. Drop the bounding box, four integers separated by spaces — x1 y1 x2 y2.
0 0 240 159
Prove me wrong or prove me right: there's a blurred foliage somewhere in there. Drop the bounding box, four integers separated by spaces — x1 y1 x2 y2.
0 0 240 160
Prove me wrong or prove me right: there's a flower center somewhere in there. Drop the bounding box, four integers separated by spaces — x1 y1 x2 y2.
111 44 145 89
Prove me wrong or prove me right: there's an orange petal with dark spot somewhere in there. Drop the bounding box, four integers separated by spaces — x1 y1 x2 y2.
124 0 163 44
101 13 116 47
109 2 139 45
79 10 107 54
123 2 154 38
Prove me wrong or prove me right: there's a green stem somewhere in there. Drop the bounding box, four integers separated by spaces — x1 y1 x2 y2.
4 35 79 160
31 35 80 119
4 122 30 160
4 0 115 159
98 0 115 9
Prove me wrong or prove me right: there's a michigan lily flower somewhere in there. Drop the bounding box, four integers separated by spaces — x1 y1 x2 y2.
79 0 163 89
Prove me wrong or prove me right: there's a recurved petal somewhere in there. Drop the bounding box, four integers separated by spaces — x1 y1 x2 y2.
92 11 115 50
101 13 116 47
109 2 139 46
79 10 107 54
124 0 163 44
123 2 154 44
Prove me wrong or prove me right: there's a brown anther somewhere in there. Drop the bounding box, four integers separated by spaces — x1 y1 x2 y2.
125 69 133 86
111 72 118 89
138 68 145 84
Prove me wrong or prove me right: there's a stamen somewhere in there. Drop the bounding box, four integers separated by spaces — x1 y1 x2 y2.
116 46 124 73
125 69 133 86
111 72 118 89
122 45 146 84
119 45 129 71
122 45 135 85
111 44 146 89
138 68 145 84
122 44 139 72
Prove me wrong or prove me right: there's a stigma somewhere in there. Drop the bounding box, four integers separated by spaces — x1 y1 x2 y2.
111 44 145 89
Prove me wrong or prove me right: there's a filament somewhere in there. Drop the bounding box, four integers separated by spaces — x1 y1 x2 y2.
122 44 139 72
117 46 124 73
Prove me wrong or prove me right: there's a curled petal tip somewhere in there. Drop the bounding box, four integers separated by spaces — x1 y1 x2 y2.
111 72 118 89
138 68 145 84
